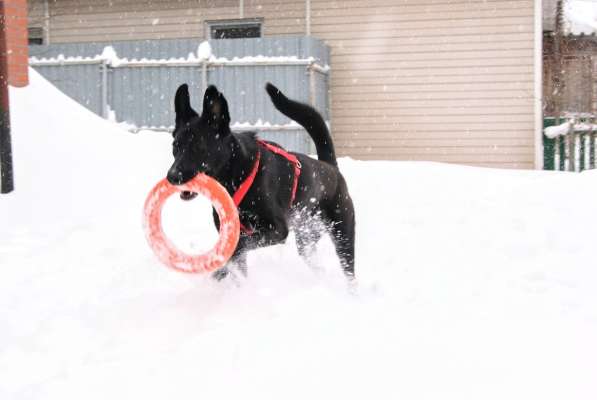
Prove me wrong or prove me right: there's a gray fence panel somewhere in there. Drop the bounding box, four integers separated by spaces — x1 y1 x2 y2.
30 38 201 59
30 43 106 59
313 71 329 121
29 37 328 62
257 129 313 154
208 64 309 126
34 63 103 115
109 66 203 128
29 37 329 154
211 37 302 58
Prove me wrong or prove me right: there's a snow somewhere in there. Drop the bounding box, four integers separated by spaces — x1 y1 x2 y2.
544 119 597 138
197 40 212 60
231 119 302 131
544 120 572 138
2 69 597 399
100 45 121 67
565 0 597 35
29 46 324 68
127 120 305 134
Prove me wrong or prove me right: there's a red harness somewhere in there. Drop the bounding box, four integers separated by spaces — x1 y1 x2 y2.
232 140 302 235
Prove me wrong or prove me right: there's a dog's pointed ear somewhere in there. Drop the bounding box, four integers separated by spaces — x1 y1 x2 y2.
174 83 198 129
202 85 231 130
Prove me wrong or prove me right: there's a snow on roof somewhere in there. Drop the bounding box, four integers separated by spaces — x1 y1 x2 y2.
564 0 597 35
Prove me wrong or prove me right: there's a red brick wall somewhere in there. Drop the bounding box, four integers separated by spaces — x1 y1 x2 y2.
2 0 28 87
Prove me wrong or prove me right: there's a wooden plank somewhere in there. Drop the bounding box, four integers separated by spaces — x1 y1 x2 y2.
327 33 535 49
332 107 533 118
336 138 535 147
333 129 536 140
330 83 533 93
332 98 533 108
336 145 534 156
311 0 532 12
331 75 533 87
331 65 534 78
313 9 533 29
332 122 535 134
334 151 534 163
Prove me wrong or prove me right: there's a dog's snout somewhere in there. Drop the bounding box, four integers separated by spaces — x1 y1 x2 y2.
167 168 185 185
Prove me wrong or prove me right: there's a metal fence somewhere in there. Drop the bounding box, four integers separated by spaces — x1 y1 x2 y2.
29 36 330 154
544 116 597 171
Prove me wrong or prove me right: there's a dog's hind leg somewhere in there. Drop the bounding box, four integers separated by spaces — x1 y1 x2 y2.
326 187 356 278
293 210 324 267
295 228 322 265
330 218 355 278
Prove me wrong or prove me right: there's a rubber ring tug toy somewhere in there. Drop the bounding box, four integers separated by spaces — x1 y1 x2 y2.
143 174 240 274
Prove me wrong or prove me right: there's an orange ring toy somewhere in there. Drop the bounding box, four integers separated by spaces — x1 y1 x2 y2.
143 174 240 273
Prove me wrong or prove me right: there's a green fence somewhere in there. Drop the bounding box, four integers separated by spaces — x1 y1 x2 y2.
543 117 597 171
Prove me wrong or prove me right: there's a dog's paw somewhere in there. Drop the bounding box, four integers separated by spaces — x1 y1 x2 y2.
211 267 229 281
180 191 198 201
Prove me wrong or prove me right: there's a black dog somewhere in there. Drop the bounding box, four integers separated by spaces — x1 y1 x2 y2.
167 83 355 279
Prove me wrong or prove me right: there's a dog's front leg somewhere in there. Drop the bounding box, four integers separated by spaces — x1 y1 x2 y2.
211 216 289 281
254 216 289 248
211 235 251 281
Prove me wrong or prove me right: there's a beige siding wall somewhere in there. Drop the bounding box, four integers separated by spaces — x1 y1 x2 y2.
28 0 47 33
543 0 557 32
312 0 536 168
41 0 305 42
31 0 536 168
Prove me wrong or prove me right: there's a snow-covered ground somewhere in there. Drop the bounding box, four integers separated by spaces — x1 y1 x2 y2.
1 70 597 399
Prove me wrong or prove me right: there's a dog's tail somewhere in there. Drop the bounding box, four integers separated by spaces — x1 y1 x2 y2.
265 82 337 167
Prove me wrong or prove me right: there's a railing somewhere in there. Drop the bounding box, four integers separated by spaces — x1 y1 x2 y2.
543 116 597 171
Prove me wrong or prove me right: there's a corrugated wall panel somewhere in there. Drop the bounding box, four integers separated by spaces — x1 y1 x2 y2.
30 38 199 59
30 37 328 155
209 64 309 125
108 65 203 128
34 64 103 115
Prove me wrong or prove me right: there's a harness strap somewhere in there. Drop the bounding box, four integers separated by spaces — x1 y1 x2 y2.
232 140 302 236
256 140 302 206
232 150 261 207
232 150 261 236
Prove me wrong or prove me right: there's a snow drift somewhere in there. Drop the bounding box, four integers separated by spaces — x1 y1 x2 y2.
1 69 597 400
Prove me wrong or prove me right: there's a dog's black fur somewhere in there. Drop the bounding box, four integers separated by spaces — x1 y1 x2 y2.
167 83 355 278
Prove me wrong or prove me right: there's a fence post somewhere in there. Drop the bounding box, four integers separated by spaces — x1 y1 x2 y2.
308 63 315 106
101 60 109 119
543 117 556 170
557 135 565 171
567 121 575 171
590 117 596 169
0 3 14 194
201 60 208 96
579 118 586 172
